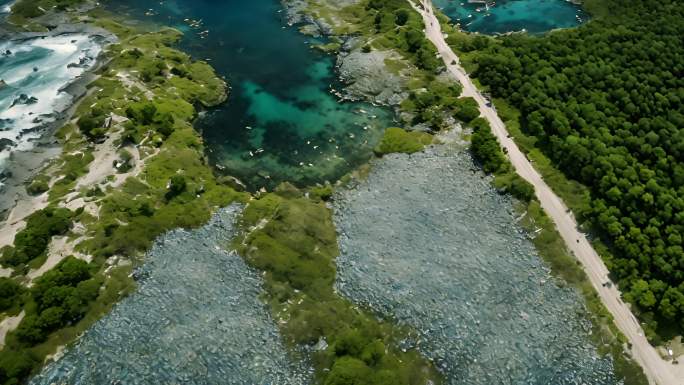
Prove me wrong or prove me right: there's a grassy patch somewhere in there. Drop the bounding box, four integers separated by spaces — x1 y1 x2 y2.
234 191 440 385
374 127 432 156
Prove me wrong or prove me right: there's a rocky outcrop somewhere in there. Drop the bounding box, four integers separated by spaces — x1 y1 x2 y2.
10 93 38 108
338 48 408 106
0 138 15 151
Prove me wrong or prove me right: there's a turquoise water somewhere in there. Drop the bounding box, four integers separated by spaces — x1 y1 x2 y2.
30 206 311 385
106 0 392 191
433 0 586 34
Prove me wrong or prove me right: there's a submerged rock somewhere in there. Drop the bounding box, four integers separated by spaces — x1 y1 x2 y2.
0 138 15 151
10 93 38 108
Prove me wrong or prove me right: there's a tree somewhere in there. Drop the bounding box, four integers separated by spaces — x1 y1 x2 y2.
468 0 684 333
454 97 481 122
394 9 410 26
166 175 187 200
0 278 23 311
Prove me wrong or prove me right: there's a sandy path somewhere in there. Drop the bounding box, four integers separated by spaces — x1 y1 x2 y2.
0 191 49 248
0 311 24 348
412 1 683 384
26 233 90 284
75 130 123 189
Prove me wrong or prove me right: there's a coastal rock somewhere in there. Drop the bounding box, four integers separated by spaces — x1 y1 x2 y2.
0 118 12 131
67 55 94 69
281 0 359 34
333 147 621 385
338 49 408 106
29 206 311 385
0 138 15 151
10 94 39 108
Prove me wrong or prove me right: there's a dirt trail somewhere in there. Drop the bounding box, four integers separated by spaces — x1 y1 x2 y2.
0 311 24 348
411 1 683 384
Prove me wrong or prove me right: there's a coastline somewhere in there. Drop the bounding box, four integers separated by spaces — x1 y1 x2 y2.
0 23 117 222
282 0 654 383
0 3 244 382
0 1 658 384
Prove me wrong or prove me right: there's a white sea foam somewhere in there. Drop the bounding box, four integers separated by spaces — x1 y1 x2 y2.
0 0 14 14
0 33 102 176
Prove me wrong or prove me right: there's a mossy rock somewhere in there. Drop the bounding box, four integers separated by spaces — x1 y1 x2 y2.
26 175 50 195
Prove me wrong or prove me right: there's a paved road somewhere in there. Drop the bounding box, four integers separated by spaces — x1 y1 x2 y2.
410 1 684 384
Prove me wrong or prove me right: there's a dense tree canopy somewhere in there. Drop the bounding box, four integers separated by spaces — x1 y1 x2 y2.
467 0 684 337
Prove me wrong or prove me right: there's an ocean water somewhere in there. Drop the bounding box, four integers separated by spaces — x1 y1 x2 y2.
0 1 12 14
0 34 101 177
30 206 311 385
433 0 587 34
333 146 621 385
106 0 393 191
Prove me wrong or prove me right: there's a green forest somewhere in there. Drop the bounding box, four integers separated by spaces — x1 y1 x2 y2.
461 0 684 339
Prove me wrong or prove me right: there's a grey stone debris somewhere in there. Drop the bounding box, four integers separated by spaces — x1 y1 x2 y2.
332 146 621 385
30 205 312 385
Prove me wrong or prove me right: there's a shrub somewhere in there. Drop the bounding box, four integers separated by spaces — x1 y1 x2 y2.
470 118 505 174
324 357 371 385
374 127 432 156
507 175 535 202
165 175 187 200
26 175 49 195
0 207 73 267
14 257 98 345
77 115 106 140
0 349 37 382
309 184 334 201
454 97 481 122
0 278 23 311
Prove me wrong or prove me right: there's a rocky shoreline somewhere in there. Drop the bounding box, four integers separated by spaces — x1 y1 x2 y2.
0 24 117 220
281 0 411 108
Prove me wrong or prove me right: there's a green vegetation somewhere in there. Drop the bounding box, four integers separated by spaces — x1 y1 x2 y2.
1 207 74 269
469 118 535 202
0 257 100 384
469 118 506 174
309 183 335 202
401 80 463 128
235 190 439 385
452 97 480 123
463 0 684 340
68 23 246 261
374 127 432 155
8 0 85 26
0 278 24 313
26 175 50 196
0 11 245 385
14 257 99 345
